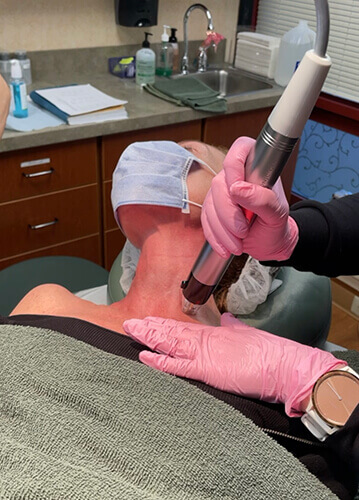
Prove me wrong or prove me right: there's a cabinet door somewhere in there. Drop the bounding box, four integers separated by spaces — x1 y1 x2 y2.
203 109 298 200
0 235 102 271
203 108 273 147
0 139 98 203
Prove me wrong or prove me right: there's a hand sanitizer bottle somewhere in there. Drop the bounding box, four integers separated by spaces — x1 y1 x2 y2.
14 50 32 85
9 59 28 118
156 25 173 77
136 32 156 86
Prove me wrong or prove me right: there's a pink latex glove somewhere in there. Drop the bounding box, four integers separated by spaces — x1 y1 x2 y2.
201 136 299 260
123 313 345 417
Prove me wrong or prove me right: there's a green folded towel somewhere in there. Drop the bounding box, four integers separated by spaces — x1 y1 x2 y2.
145 77 227 113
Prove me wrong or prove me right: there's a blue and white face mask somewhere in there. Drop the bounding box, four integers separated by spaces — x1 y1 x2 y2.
111 140 217 226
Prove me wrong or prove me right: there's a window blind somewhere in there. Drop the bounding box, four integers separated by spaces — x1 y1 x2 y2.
256 0 359 103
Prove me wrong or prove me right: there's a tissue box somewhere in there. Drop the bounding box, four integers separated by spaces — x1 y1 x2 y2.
109 56 136 78
234 32 280 79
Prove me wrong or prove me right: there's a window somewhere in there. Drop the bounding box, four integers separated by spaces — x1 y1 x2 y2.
256 0 359 103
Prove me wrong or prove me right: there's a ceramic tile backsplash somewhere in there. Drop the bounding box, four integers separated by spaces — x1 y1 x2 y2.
0 0 239 62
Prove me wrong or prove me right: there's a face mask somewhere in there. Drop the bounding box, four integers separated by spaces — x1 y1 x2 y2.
111 140 216 227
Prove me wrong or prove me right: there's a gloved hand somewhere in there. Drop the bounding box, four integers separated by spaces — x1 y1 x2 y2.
201 136 299 260
123 313 345 417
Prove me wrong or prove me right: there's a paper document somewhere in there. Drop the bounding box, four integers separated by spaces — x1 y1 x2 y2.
35 84 127 116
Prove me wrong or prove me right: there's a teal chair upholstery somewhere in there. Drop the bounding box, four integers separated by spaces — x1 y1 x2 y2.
108 251 331 348
0 256 109 316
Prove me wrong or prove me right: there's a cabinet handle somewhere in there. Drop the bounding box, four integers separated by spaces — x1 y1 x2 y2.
23 168 54 178
29 218 59 230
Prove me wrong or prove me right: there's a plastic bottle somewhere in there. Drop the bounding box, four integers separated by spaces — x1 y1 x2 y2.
14 50 32 85
169 27 179 73
156 25 173 77
274 20 316 87
9 59 28 118
0 51 11 83
136 32 156 85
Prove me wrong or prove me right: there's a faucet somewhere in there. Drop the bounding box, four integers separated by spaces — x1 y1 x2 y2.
181 3 214 74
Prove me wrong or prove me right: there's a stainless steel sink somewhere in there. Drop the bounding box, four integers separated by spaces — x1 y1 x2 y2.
172 68 273 97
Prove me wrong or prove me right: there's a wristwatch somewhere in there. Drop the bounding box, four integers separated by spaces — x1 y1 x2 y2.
301 365 359 441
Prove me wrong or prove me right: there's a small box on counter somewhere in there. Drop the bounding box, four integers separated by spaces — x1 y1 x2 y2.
109 56 136 78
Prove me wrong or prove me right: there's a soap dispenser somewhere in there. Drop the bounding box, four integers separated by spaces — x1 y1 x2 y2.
169 27 179 73
136 32 156 85
156 25 173 77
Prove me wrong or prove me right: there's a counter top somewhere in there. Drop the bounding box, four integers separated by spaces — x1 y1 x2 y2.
1 71 283 154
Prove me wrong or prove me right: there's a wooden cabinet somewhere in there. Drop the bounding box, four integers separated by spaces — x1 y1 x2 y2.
203 107 273 146
101 120 202 269
1 109 299 273
0 139 102 271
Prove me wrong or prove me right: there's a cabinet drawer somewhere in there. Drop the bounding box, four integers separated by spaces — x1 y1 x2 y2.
0 139 98 203
102 120 202 181
0 235 102 271
0 185 100 259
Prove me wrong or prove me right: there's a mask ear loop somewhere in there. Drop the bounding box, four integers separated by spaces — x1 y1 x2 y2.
181 156 217 214
182 198 203 209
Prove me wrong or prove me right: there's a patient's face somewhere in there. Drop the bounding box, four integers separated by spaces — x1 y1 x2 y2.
179 140 226 213
117 140 227 243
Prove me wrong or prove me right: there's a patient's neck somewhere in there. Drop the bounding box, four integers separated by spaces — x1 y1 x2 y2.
111 224 221 326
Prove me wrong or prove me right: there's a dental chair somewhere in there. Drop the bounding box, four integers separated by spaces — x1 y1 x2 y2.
0 256 109 316
0 251 332 349
107 251 332 348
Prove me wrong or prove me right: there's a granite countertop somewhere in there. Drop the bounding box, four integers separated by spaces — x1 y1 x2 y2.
1 52 283 154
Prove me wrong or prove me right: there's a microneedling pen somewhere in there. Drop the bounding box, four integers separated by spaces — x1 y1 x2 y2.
182 0 331 315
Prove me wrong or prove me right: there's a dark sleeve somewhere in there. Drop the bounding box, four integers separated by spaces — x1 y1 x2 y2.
262 193 359 277
326 404 359 476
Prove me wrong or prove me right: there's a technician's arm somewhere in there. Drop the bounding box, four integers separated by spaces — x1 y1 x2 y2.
266 194 359 276
124 314 359 474
0 75 10 138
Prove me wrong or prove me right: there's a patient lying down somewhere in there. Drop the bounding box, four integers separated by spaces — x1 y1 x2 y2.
11 141 227 331
10 140 276 332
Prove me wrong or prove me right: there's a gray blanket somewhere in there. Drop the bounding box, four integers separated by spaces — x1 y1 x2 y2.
0 324 339 499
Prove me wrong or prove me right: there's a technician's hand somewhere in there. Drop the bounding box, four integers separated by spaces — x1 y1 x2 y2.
201 136 299 261
123 313 344 417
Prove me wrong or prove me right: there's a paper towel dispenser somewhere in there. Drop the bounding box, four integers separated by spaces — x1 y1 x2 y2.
115 0 158 27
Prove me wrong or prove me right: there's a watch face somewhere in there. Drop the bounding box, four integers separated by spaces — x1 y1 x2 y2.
313 370 359 427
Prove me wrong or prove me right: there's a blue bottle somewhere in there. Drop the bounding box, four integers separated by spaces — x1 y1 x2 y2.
9 59 28 118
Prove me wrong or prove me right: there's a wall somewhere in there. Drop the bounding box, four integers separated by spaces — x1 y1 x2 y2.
0 0 240 61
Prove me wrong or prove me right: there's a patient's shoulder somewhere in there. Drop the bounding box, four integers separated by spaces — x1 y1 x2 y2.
10 284 78 316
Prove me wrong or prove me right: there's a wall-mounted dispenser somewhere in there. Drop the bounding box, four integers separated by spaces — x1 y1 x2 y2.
115 0 158 27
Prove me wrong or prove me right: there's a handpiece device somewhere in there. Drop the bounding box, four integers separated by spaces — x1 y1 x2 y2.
182 0 331 315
